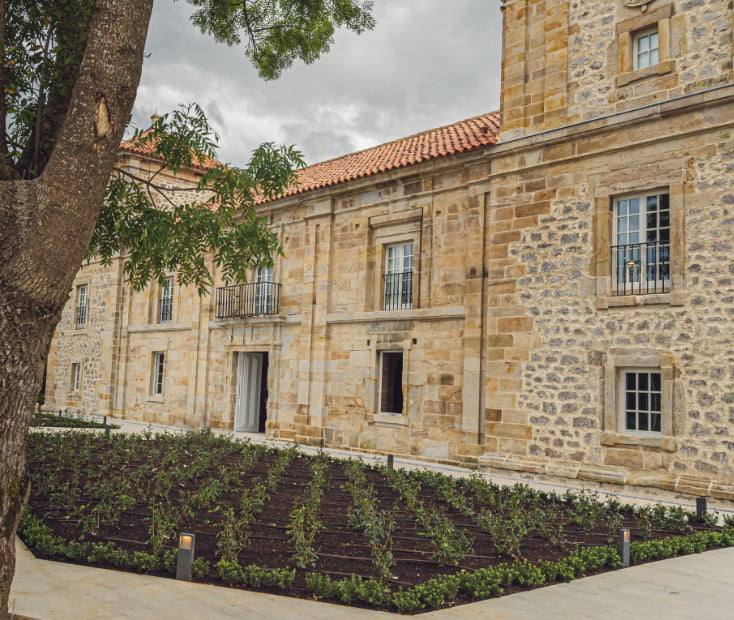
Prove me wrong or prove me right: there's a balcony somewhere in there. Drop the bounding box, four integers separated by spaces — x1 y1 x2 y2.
215 282 281 319
383 271 413 310
611 240 670 296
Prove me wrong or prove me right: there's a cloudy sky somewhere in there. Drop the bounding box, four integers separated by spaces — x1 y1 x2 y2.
132 0 503 168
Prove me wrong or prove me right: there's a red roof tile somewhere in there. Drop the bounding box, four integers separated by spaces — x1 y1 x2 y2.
283 111 499 199
119 111 500 200
119 129 220 170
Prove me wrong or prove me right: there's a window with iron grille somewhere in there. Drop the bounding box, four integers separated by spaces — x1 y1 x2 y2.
620 369 662 433
383 242 414 310
612 192 670 295
159 277 173 324
75 284 88 329
151 352 165 396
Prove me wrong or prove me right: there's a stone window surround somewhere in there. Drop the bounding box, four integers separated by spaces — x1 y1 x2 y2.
594 181 684 309
602 349 676 451
369 340 413 428
149 274 177 325
369 208 422 312
616 3 674 88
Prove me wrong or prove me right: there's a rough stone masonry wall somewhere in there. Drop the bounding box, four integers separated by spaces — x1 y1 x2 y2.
483 93 734 497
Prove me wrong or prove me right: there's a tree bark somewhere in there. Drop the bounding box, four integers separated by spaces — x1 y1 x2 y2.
0 1 153 616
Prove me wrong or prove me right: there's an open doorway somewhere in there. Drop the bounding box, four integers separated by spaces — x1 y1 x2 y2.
234 352 269 432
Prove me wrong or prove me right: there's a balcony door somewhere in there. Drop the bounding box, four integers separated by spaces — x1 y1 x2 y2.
235 352 268 433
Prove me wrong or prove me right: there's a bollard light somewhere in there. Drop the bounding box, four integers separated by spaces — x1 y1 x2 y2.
696 497 707 519
618 528 630 567
176 533 196 581
387 454 394 469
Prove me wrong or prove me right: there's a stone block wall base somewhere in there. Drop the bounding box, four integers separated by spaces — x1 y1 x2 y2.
477 452 734 501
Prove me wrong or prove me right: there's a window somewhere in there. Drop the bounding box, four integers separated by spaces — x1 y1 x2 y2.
612 192 669 295
383 242 414 310
379 351 404 414
254 265 273 315
75 284 88 329
151 352 165 396
633 27 658 70
70 363 81 392
602 349 675 448
159 277 173 324
620 369 661 433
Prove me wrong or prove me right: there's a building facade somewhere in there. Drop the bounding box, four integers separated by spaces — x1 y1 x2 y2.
46 0 734 499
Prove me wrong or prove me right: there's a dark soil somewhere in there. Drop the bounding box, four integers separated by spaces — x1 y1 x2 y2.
21 431 723 613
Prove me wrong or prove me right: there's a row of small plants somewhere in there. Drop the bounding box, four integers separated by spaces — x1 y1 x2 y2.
30 410 120 429
20 509 734 614
21 429 734 613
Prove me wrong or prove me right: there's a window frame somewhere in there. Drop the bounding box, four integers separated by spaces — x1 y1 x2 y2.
633 26 659 71
151 351 165 397
618 368 662 434
70 362 81 393
383 241 415 310
75 284 88 329
616 4 673 87
254 265 274 315
611 191 670 295
378 350 404 415
158 277 174 324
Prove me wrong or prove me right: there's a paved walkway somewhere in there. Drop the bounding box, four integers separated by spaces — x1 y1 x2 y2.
10 538 734 619
12 416 734 618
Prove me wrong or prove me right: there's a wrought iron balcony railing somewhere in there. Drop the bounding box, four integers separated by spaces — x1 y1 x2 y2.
383 271 413 310
215 282 281 318
611 240 670 296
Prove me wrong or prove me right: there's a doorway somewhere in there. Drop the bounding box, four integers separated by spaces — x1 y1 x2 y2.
235 352 269 432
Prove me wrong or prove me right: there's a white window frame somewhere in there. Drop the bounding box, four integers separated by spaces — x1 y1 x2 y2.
379 350 404 415
383 242 414 310
151 352 165 396
633 26 659 70
158 277 174 324
612 191 670 294
254 265 273 315
75 284 88 329
618 368 662 434
70 363 81 392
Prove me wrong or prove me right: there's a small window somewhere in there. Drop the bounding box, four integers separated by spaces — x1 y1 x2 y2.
254 265 274 315
159 277 173 324
70 363 81 392
379 351 404 414
620 369 662 433
612 192 670 295
151 352 165 396
383 242 414 310
75 284 88 329
633 27 659 70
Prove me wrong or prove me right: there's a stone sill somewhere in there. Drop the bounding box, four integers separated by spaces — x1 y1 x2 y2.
128 324 191 333
596 291 683 309
372 413 408 428
601 431 676 452
210 315 293 327
616 60 675 88
327 306 465 325
146 395 165 404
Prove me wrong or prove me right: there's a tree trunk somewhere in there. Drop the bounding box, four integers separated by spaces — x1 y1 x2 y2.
0 1 153 616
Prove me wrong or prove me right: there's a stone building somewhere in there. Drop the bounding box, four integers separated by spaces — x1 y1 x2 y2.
45 0 734 499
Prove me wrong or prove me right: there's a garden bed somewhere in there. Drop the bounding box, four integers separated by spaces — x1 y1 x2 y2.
20 430 734 614
30 411 119 429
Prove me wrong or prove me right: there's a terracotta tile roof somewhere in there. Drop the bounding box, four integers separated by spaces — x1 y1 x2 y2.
119 129 220 170
283 111 499 199
119 111 500 200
